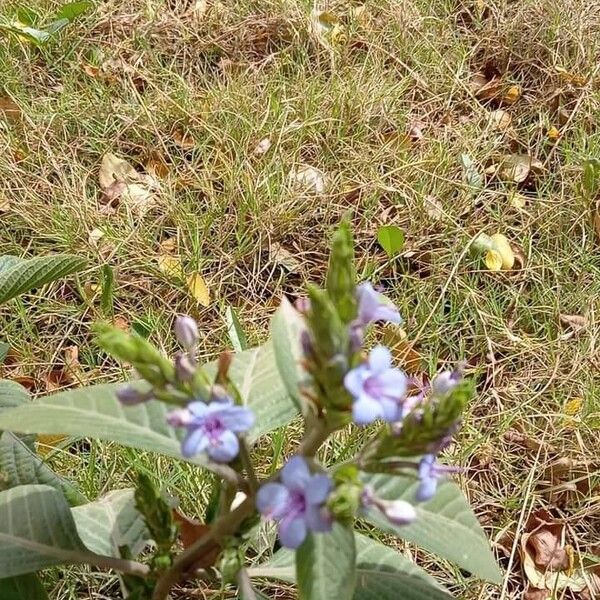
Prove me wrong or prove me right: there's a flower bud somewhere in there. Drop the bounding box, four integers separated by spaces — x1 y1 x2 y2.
295 297 311 314
174 315 199 351
431 369 461 398
379 499 417 525
210 384 231 403
116 385 153 406
175 353 196 382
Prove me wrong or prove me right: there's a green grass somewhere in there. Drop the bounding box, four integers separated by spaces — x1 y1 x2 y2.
1 0 600 598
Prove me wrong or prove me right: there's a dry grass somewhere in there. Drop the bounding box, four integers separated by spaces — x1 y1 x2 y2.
1 0 599 597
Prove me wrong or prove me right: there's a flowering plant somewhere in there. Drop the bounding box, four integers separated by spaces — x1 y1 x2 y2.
0 224 500 599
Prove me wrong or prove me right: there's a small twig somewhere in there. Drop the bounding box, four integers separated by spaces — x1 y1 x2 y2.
151 497 255 600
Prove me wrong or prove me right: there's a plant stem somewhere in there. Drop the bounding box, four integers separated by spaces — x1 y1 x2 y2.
84 553 151 578
239 440 259 493
150 497 255 600
237 568 258 600
298 420 332 457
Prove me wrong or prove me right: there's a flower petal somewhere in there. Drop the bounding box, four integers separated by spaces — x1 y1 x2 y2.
256 483 290 519
368 345 392 373
213 405 255 433
279 516 307 549
352 395 383 425
416 476 438 502
383 499 417 525
281 455 311 491
379 397 401 423
187 401 210 418
343 365 367 398
207 429 239 462
167 407 193 427
181 427 209 458
373 368 408 400
305 474 332 505
304 505 333 533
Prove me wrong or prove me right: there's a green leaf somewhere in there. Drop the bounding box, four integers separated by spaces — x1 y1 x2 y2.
0 431 87 505
0 574 49 599
460 154 483 190
251 532 453 599
0 380 29 411
72 489 150 558
0 255 86 305
582 158 600 199
362 473 501 583
0 485 98 577
377 225 405 258
296 522 356 599
0 343 297 469
0 256 24 272
44 18 70 35
55 1 92 21
225 306 248 352
270 298 310 414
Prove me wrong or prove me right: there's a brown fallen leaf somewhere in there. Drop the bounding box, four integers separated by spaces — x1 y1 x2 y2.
489 109 512 131
524 587 550 600
269 242 303 273
173 510 220 569
172 127 196 150
145 151 169 179
0 96 22 122
499 154 544 184
382 325 423 374
559 314 586 334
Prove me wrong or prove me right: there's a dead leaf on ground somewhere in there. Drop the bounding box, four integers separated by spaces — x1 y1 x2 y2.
158 255 184 280
172 128 196 150
269 242 303 273
524 587 550 600
382 325 423 374
98 153 158 216
489 109 512 131
424 195 444 220
145 151 169 179
173 509 220 569
113 316 130 331
187 272 211 307
470 74 521 105
547 126 560 141
509 192 527 209
499 154 544 184
559 314 586 336
253 137 272 156
407 120 425 142
0 96 22 122
0 194 10 213
290 164 328 194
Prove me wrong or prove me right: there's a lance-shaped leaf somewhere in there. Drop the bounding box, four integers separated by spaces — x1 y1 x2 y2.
250 531 454 599
362 473 501 584
0 255 86 305
0 343 297 470
296 522 356 599
0 485 98 577
0 431 86 505
72 489 150 558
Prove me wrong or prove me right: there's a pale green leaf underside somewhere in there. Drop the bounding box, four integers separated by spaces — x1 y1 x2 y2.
362 473 501 584
251 532 453 600
72 489 149 558
0 343 297 472
0 431 86 505
0 380 30 411
0 485 95 578
0 255 86 305
296 523 357 599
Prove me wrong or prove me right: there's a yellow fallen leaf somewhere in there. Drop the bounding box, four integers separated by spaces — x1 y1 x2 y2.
547 126 560 141
564 397 583 416
485 249 503 271
490 233 515 269
503 85 521 105
37 434 68 456
158 255 184 279
187 272 210 307
510 192 527 209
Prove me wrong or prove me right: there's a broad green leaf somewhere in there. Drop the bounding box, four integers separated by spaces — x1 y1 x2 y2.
0 255 86 305
0 380 29 411
377 225 405 258
0 23 49 45
270 298 310 414
0 485 98 577
0 256 23 272
251 532 453 599
0 343 297 469
0 431 86 505
0 574 49 599
55 1 92 21
296 522 356 599
44 18 69 35
225 305 248 352
362 473 501 583
72 489 149 557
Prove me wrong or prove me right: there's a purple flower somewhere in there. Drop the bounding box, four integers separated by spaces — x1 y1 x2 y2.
355 282 402 327
344 345 408 425
256 456 332 549
431 369 461 398
167 398 255 463
416 454 461 502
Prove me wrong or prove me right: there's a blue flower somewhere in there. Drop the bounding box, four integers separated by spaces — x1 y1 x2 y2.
355 282 402 327
167 398 255 463
431 369 461 398
416 454 461 502
344 345 408 425
256 456 332 549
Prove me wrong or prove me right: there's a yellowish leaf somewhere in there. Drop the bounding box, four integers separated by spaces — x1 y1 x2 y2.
490 233 515 269
564 397 583 416
158 255 184 279
510 192 527 209
99 153 139 189
547 126 560 141
37 434 68 456
484 249 503 271
187 272 210 307
490 109 512 131
503 85 521 105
